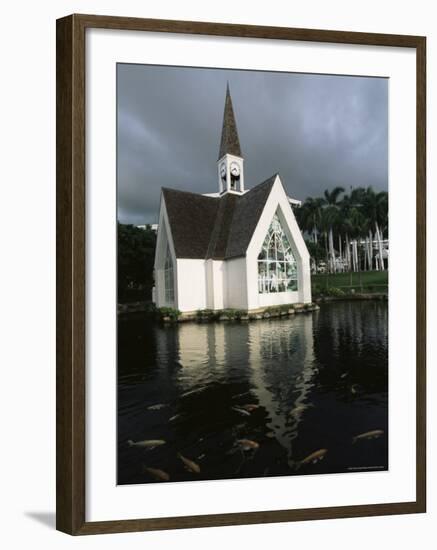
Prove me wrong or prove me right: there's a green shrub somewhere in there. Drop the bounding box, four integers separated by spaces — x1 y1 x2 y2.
234 309 247 320
226 309 244 319
144 302 157 314
325 287 345 297
264 305 293 316
312 283 323 296
157 307 181 321
196 308 221 321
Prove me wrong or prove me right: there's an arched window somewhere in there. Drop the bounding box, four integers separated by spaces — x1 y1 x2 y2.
258 212 298 294
164 245 174 304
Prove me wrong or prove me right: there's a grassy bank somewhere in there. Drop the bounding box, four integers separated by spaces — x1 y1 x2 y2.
312 270 388 296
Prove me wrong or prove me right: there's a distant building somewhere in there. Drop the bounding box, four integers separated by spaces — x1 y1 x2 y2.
136 223 158 232
288 197 302 208
153 85 311 312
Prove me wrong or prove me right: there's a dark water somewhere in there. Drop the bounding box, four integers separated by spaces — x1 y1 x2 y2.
117 301 388 485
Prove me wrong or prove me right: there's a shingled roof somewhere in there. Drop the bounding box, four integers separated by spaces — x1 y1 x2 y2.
218 84 242 159
162 174 277 260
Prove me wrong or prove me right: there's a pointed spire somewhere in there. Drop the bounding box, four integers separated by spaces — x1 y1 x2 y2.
218 83 242 159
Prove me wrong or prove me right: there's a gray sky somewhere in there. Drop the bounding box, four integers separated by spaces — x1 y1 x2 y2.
117 64 388 224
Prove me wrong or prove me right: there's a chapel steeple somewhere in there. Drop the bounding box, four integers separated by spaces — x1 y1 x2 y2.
217 84 245 195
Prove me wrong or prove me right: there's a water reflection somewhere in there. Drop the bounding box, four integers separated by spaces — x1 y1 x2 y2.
247 314 317 465
118 301 388 484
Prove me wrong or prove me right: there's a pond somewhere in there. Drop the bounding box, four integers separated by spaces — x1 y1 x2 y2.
117 301 388 485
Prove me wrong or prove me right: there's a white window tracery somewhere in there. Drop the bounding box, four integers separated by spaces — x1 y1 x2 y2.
258 212 298 294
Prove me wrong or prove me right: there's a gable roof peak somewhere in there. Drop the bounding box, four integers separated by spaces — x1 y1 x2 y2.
218 83 242 160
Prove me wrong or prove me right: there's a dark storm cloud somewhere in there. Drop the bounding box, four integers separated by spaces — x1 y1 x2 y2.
117 64 388 224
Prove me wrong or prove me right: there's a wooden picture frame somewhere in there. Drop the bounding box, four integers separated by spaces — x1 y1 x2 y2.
56 13 426 535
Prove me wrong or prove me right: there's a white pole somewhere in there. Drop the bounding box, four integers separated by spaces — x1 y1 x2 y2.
376 223 385 271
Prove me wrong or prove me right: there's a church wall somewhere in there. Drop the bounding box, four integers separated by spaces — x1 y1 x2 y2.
297 260 312 303
257 289 300 308
206 260 225 310
224 257 248 310
176 259 207 312
154 199 178 309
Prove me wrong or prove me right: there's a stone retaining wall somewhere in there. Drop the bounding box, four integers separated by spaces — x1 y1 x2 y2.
118 293 387 322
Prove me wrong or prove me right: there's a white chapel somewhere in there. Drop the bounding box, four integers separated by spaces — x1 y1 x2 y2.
153 84 311 313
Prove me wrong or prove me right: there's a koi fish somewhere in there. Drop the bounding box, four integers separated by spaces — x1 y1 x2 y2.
147 403 168 411
237 439 259 451
297 448 328 468
127 439 166 449
352 430 384 444
232 391 251 399
289 403 313 416
144 467 170 481
232 406 251 417
181 388 204 398
241 404 259 413
178 453 200 473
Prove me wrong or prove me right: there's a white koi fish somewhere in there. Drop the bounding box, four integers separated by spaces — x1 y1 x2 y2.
147 403 169 411
231 406 251 417
178 453 200 473
237 439 259 451
144 467 170 481
127 439 166 449
352 430 384 444
296 448 328 469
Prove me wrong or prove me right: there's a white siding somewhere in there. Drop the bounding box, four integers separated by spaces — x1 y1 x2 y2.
257 290 300 308
206 260 225 310
176 259 207 312
225 257 248 309
298 261 312 303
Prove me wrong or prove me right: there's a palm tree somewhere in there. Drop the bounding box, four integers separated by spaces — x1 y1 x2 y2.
348 207 368 288
361 187 388 270
298 185 388 277
337 195 354 274
318 207 331 285
296 197 324 244
322 186 345 273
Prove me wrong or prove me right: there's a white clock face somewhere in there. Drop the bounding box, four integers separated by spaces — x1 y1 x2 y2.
230 162 240 177
220 163 227 178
